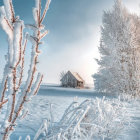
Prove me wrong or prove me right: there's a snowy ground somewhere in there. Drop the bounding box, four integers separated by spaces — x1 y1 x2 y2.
10 86 140 140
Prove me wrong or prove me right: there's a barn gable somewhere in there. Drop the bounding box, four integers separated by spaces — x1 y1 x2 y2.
60 71 85 88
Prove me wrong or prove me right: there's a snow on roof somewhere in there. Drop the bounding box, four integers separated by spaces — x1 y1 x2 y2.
70 71 84 82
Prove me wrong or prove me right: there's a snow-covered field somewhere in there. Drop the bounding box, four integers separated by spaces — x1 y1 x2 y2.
10 86 140 140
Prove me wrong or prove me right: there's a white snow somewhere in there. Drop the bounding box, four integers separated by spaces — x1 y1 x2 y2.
3 86 140 140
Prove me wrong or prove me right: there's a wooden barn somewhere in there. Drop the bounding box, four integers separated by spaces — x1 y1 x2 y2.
60 71 85 88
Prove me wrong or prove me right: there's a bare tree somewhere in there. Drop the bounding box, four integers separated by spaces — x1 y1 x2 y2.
60 71 66 80
60 71 67 86
0 0 51 139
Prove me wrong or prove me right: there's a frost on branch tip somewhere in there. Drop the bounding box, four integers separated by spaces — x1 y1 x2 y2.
3 0 15 22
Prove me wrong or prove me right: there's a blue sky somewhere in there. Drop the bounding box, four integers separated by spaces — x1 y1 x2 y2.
0 0 139 84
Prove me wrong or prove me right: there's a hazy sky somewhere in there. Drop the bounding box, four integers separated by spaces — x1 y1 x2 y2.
0 0 139 84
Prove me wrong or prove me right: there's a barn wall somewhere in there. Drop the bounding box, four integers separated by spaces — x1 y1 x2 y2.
61 72 77 87
61 71 85 88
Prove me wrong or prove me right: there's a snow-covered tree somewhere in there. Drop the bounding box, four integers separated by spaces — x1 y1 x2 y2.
93 0 140 96
0 0 51 139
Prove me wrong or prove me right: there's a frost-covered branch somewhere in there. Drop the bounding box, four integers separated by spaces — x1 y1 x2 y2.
33 97 130 140
0 99 8 109
0 0 50 139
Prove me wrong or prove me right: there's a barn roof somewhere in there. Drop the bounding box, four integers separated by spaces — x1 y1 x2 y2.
60 71 85 82
70 71 84 82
